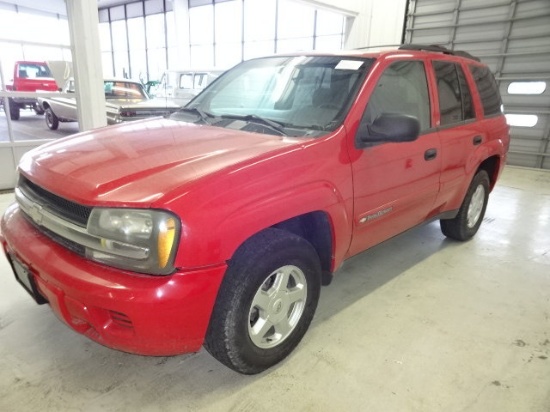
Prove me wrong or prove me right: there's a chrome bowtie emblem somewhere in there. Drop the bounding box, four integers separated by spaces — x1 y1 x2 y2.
29 203 44 225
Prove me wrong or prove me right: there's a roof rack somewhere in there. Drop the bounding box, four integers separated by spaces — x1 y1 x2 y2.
398 44 480 62
354 44 401 50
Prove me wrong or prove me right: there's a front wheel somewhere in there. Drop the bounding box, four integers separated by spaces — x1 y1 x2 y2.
204 228 322 374
45 107 59 130
440 170 490 241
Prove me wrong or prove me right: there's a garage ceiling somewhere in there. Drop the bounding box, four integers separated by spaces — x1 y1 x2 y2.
404 0 550 169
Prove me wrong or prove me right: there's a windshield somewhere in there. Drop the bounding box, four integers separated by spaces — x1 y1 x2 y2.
104 81 148 100
172 55 374 137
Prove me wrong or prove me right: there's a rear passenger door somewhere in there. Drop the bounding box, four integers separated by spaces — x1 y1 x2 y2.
431 60 480 209
347 60 442 255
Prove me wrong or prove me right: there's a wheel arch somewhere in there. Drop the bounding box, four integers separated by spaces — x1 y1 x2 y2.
223 211 336 287
271 211 334 285
172 176 353 279
476 155 501 191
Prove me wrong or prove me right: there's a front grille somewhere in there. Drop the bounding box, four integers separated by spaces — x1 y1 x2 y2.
134 110 172 116
19 176 92 226
40 225 86 256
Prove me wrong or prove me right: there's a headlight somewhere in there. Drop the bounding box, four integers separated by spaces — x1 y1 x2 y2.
86 208 180 275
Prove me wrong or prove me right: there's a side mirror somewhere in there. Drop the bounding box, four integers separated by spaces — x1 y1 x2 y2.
359 113 420 144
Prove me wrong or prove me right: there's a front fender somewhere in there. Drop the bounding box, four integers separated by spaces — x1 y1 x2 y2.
217 180 352 270
38 98 49 110
173 179 353 271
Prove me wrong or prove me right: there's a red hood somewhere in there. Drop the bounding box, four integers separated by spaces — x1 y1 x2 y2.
19 118 303 206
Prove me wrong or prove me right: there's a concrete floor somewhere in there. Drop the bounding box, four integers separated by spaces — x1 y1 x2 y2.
0 166 549 411
0 110 79 142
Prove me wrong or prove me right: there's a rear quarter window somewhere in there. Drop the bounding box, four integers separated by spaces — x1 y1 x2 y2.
469 65 502 116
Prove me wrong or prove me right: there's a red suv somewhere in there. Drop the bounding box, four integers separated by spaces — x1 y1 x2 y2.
0 45 509 374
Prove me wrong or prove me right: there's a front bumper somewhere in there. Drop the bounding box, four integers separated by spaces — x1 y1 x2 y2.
1 204 226 356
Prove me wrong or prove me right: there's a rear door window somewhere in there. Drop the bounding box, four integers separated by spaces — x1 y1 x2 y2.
434 61 475 125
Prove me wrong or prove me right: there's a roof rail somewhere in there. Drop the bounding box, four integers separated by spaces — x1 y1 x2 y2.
354 44 401 50
398 44 480 62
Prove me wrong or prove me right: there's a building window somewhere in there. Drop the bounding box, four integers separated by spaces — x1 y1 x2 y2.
97 0 348 81
215 0 243 68
190 0 347 68
244 0 276 60
189 4 214 67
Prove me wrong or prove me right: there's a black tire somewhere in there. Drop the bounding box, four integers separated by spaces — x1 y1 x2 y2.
45 107 59 130
8 98 20 120
204 228 322 374
440 170 490 241
34 103 45 115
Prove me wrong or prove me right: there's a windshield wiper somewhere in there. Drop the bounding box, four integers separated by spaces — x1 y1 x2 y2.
174 107 213 124
221 114 288 136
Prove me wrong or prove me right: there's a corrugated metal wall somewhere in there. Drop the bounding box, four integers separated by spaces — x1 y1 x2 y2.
404 0 550 169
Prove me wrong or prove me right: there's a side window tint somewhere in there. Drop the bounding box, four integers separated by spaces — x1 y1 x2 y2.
469 65 502 116
434 61 475 125
457 65 475 120
362 61 431 132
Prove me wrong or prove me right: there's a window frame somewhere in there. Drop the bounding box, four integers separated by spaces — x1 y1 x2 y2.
356 59 432 148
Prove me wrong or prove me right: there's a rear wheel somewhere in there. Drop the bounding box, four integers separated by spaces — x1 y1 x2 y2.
440 170 490 241
204 228 322 374
8 98 20 120
45 107 59 130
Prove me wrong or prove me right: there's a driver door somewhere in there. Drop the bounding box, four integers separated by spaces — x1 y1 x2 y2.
347 59 441 256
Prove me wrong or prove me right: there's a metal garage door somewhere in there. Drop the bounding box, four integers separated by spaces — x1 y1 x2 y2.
403 0 550 169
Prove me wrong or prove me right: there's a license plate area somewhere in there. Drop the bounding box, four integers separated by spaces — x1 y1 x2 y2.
8 253 48 304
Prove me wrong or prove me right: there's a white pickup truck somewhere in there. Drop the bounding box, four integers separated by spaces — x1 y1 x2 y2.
152 69 224 106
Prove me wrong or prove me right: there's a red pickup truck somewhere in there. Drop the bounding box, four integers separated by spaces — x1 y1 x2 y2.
4 61 58 120
0 46 509 374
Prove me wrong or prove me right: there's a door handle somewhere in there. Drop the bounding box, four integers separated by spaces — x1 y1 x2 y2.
424 148 437 161
473 135 483 145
